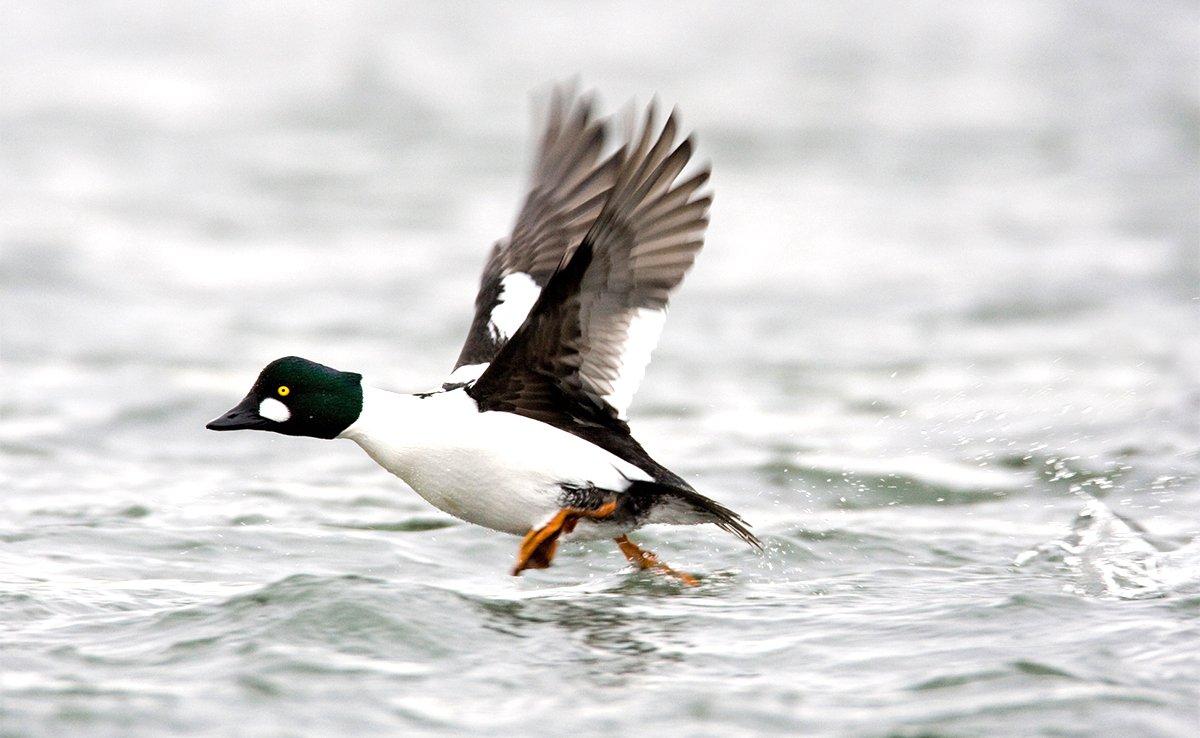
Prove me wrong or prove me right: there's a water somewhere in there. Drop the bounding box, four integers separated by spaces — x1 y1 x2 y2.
3 2 1198 736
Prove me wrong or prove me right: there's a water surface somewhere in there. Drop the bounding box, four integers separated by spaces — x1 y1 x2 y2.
3 2 1198 736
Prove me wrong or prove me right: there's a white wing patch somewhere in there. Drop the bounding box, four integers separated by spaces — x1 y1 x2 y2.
446 362 488 385
603 306 668 418
488 271 541 341
259 397 290 422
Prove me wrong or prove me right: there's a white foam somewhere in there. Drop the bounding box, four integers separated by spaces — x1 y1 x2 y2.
1015 498 1200 600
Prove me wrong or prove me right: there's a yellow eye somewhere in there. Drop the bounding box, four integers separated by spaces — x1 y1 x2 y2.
277 385 290 397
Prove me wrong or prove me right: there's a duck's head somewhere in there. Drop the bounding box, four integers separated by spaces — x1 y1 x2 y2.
206 356 363 439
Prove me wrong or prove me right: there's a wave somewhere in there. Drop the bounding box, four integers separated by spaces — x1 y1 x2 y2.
1015 497 1200 600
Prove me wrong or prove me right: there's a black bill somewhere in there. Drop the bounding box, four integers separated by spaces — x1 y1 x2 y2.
206 395 269 431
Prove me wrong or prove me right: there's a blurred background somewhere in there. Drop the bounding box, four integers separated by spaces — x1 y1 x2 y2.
2 2 1197 736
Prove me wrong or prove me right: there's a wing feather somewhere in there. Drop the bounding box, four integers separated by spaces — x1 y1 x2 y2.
450 85 620 375
469 102 710 421
462 96 759 549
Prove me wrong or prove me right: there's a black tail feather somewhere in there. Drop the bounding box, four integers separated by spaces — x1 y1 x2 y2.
670 487 763 551
623 479 761 551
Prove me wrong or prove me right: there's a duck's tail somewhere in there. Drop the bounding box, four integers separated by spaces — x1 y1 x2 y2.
671 486 763 551
627 480 762 550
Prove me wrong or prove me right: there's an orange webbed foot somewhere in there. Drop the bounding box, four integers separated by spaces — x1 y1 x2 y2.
511 500 618 576
614 535 699 586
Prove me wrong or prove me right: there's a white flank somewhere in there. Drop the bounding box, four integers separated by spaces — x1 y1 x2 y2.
445 362 488 385
258 397 290 422
604 306 668 418
487 271 540 340
339 386 650 537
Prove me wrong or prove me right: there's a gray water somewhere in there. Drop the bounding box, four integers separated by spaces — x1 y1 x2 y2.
3 2 1199 736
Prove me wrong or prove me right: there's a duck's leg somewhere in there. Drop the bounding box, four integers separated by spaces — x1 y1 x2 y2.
511 500 618 576
614 535 699 586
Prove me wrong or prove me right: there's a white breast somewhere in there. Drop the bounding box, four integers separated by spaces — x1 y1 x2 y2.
338 387 649 536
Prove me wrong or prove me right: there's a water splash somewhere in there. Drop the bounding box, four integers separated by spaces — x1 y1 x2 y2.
1015 497 1200 600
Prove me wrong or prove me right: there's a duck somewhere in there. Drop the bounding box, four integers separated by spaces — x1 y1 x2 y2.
206 87 761 584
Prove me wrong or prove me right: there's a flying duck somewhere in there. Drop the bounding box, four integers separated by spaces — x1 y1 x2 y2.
207 87 761 583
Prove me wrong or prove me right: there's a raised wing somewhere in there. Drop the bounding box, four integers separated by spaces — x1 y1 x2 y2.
448 86 621 384
467 102 710 425
466 105 762 549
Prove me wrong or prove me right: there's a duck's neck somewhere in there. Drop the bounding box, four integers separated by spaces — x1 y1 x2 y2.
337 386 476 472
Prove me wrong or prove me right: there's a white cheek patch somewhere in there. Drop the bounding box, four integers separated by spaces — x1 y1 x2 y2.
259 397 291 423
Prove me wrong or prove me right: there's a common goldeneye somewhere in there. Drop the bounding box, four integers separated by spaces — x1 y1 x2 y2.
207 87 760 583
